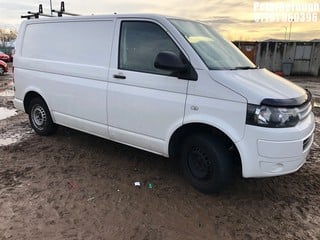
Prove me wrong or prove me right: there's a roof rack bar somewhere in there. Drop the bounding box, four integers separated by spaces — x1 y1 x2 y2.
52 2 80 17
21 14 39 19
21 4 54 19
38 4 53 17
21 1 80 19
51 9 80 17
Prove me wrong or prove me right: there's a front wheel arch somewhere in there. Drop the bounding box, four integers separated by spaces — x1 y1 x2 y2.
169 123 241 161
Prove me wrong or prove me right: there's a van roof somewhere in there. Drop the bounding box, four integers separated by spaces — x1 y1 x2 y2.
22 13 189 24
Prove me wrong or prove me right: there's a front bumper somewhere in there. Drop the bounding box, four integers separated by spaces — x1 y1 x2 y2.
237 112 315 178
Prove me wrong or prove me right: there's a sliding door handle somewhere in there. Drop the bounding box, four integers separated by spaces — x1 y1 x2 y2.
113 74 126 79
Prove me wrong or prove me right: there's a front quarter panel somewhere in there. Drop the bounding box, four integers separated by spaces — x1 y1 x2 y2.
184 69 247 143
184 95 247 143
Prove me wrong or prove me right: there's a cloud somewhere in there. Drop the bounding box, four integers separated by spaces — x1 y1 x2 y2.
203 16 238 25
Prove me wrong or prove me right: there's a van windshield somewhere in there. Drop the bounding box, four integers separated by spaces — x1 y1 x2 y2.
170 19 256 70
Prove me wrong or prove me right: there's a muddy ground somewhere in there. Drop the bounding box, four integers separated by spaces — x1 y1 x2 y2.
0 68 319 240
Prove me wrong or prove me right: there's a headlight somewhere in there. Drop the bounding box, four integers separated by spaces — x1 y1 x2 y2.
246 104 299 128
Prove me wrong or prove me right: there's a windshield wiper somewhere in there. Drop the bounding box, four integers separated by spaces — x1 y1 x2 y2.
232 66 258 70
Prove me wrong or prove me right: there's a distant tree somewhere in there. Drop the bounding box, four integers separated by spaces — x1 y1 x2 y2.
0 28 17 47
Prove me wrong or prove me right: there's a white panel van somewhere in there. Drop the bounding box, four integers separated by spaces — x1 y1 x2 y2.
14 14 315 193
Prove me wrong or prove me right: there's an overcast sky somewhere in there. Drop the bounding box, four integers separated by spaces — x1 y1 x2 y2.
0 0 319 41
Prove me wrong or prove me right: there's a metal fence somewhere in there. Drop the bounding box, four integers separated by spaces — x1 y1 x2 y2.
234 41 320 76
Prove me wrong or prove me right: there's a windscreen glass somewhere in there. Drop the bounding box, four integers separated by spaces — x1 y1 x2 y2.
170 19 256 70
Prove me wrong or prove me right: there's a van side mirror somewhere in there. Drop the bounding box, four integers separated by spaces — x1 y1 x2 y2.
154 51 187 71
154 51 198 81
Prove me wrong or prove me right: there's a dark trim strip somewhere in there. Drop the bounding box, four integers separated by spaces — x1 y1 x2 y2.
261 89 312 108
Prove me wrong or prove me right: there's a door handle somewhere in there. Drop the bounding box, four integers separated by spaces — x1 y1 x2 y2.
113 74 126 79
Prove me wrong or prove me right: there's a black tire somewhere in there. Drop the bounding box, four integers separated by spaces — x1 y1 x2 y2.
28 98 57 136
180 134 232 194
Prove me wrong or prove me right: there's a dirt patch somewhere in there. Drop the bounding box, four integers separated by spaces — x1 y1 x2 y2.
0 70 320 239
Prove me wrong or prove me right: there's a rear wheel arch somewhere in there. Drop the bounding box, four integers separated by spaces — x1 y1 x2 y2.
27 95 57 136
24 91 46 114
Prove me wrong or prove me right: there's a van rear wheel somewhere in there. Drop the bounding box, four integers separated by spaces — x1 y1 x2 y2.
180 134 232 194
28 98 57 136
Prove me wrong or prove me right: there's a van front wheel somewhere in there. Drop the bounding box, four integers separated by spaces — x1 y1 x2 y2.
28 98 57 136
180 134 232 194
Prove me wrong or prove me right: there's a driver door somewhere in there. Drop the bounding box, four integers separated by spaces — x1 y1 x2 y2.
107 19 189 154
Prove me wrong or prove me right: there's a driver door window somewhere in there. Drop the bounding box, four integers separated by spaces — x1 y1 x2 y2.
119 21 182 76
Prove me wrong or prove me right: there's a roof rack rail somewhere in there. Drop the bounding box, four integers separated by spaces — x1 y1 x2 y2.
21 4 53 19
21 2 80 19
52 2 80 17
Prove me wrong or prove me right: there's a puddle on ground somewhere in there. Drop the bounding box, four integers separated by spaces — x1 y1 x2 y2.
0 107 17 120
0 130 34 147
0 134 23 146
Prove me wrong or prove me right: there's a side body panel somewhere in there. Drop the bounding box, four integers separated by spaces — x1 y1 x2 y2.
14 19 115 138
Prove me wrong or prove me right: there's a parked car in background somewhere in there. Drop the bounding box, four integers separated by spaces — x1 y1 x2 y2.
0 51 10 62
0 60 8 75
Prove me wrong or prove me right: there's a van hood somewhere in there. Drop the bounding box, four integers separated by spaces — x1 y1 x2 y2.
210 68 308 106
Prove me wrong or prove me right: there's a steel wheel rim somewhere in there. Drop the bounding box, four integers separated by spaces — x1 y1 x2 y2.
31 105 47 130
187 146 213 180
